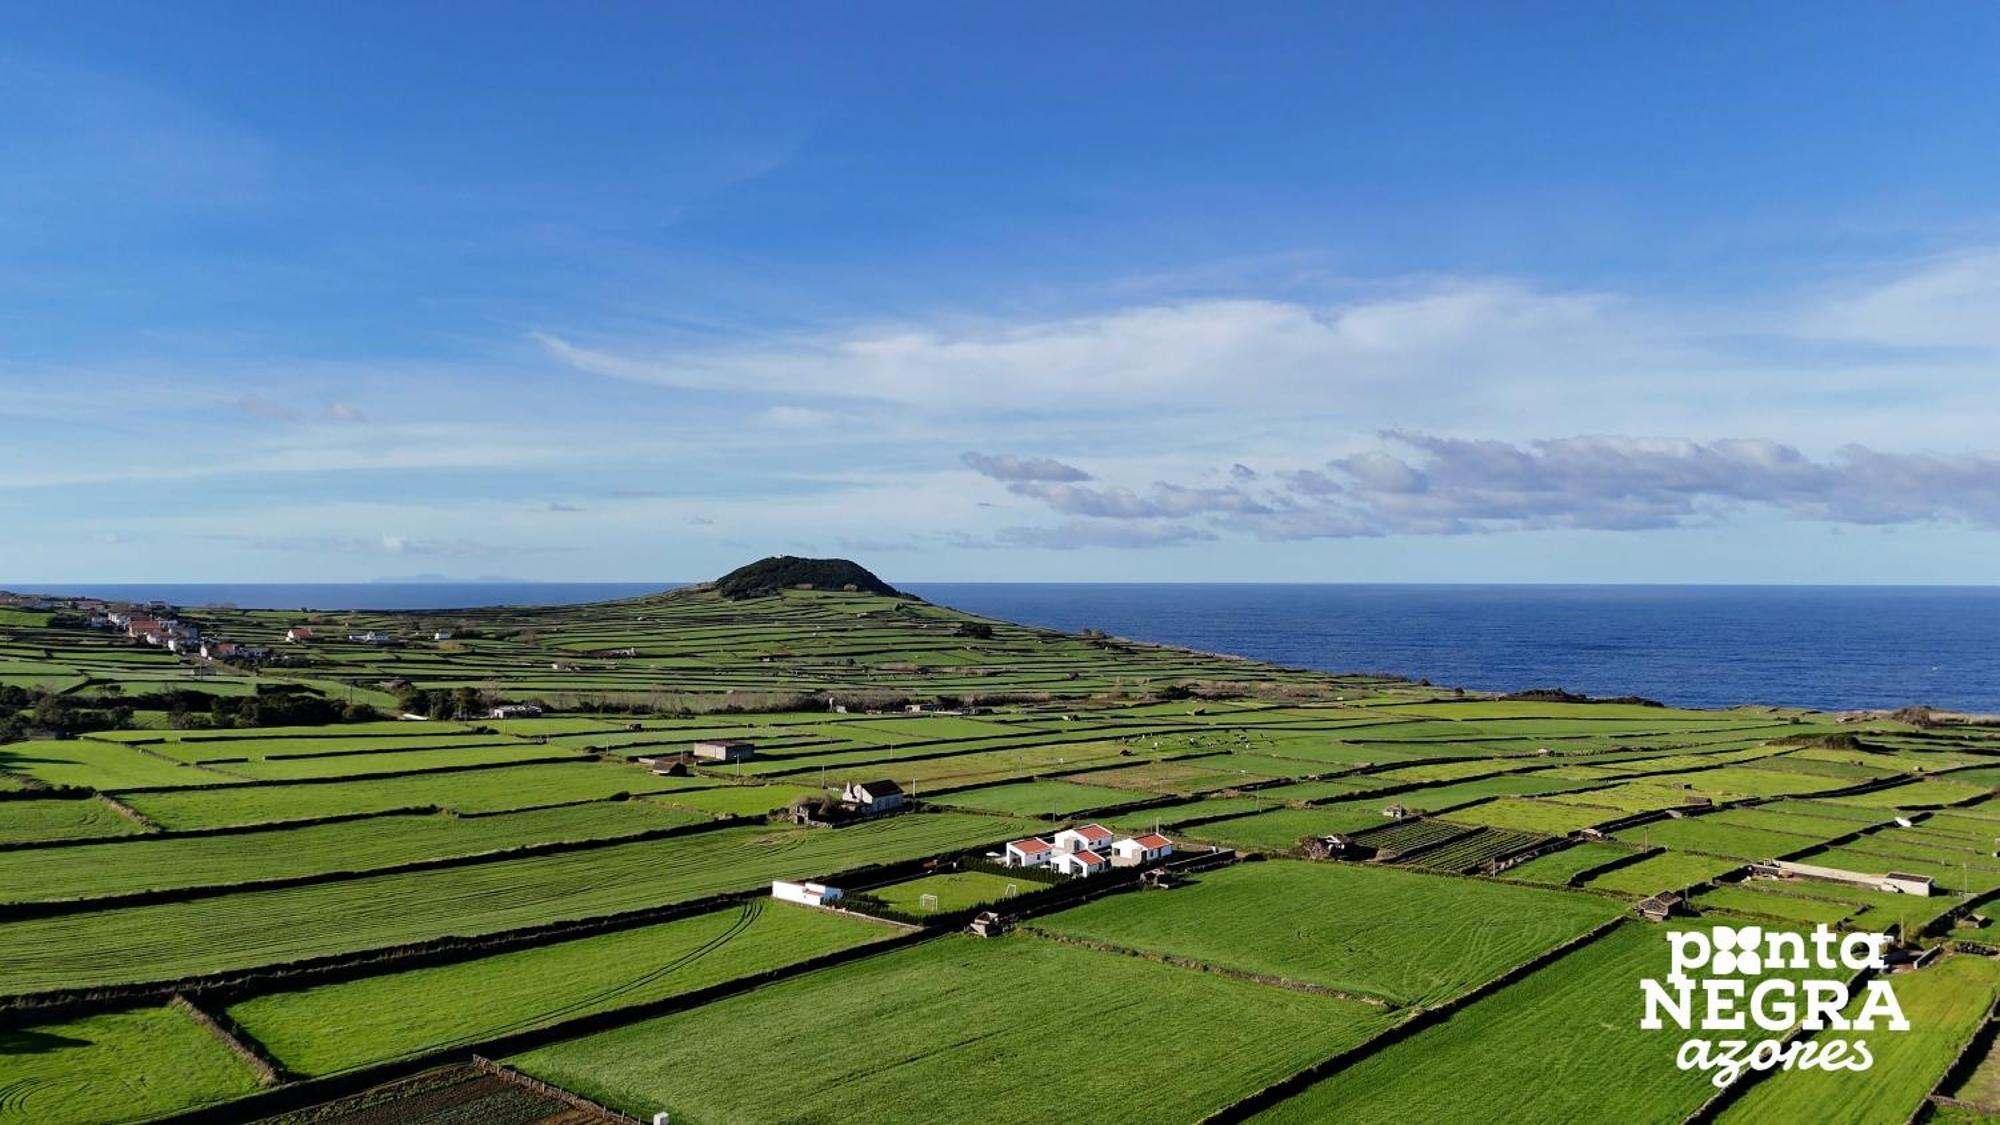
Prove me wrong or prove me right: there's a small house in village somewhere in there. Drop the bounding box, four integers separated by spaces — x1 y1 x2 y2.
1052 823 1115 853
1050 848 1108 878
1003 838 1054 867
841 779 905 813
691 739 755 763
1112 833 1175 865
433 630 454 641
1382 804 1414 820
285 626 315 643
489 704 544 719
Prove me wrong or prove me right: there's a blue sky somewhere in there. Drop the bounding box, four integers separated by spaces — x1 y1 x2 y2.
7 3 2000 583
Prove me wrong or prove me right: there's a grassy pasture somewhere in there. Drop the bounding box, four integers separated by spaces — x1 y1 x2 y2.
508 935 1394 1123
1722 955 2000 1123
227 901 889 1075
0 739 240 790
1611 815 1827 860
116 759 710 828
1501 841 1637 885
1583 851 1743 896
1443 797 1610 835
0 812 1029 995
1187 803 1394 850
0 1005 264 1123
1034 860 1620 1007
1252 921 1810 1124
0 801 706 905
867 870 1025 913
0 796 145 845
930 778 1156 816
643 783 819 817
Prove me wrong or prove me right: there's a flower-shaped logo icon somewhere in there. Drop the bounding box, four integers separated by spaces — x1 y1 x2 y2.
1710 926 1764 975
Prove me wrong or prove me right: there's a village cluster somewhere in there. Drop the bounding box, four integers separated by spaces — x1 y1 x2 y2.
1002 823 1176 877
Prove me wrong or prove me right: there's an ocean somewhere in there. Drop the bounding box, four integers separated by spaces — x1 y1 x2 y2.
14 581 1999 713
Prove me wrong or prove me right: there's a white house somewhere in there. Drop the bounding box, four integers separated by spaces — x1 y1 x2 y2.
1051 823 1115 854
771 880 843 907
489 704 544 719
1111 833 1175 864
285 627 315 643
841 779 905 813
433 630 455 641
1050 849 1108 878
1003 837 1054 867
200 640 238 660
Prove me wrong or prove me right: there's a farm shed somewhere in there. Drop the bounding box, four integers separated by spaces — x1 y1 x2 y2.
842 780 906 813
772 880 843 907
1636 891 1684 922
489 704 544 719
1882 872 1934 896
692 739 756 763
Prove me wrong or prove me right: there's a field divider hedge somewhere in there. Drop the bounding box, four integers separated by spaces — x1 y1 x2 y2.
1200 915 1632 1124
171 993 289 1086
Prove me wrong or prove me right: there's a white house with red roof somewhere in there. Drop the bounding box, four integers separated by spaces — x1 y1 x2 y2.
1050 848 1109 878
1051 823 1115 854
1111 833 1175 865
1003 837 1054 867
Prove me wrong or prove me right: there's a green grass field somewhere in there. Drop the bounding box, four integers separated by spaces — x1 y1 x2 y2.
508 934 1395 1123
0 812 1028 995
0 800 706 905
227 900 891 1075
1583 851 1743 896
866 870 1027 913
0 1005 264 1123
2 582 1992 1122
1722 955 2000 1122
0 796 146 845
1034 859 1620 1007
1501 841 1637 885
1253 921 1803 1124
930 777 1159 815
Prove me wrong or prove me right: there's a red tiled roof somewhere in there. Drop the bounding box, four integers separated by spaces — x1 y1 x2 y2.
1009 838 1053 854
1073 823 1113 841
1134 834 1173 849
1071 849 1106 866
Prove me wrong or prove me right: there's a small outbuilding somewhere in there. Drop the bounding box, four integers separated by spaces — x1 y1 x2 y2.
285 626 315 643
692 739 756 763
1636 891 1685 923
771 880 842 907
841 779 906 813
1882 872 1935 897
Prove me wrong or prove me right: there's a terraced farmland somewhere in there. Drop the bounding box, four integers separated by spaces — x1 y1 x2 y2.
0 576 1993 1123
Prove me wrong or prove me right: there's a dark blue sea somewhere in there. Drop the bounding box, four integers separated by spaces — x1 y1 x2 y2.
14 582 1999 713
